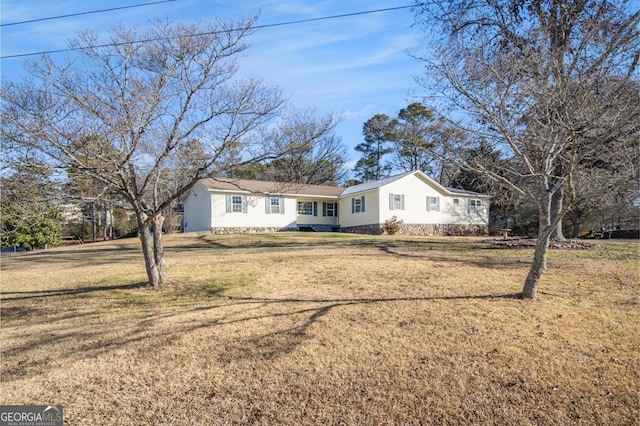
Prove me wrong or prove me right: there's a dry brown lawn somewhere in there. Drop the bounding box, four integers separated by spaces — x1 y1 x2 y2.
1 233 638 425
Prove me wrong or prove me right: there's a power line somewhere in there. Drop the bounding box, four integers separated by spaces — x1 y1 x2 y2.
0 5 415 60
1 0 177 27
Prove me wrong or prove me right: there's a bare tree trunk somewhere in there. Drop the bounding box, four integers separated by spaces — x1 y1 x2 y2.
573 220 581 238
138 222 160 288
81 214 86 243
522 198 560 298
550 189 566 241
91 201 97 243
522 227 552 298
152 214 167 287
102 202 108 241
135 212 168 288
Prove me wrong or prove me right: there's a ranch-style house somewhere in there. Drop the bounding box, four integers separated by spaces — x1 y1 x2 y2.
183 170 490 235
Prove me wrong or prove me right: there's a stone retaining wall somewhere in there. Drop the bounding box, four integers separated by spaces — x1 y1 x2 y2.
341 223 488 236
340 224 383 235
210 227 296 234
210 223 488 236
397 223 488 236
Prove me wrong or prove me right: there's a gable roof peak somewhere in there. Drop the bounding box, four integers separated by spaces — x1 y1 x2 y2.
341 170 421 196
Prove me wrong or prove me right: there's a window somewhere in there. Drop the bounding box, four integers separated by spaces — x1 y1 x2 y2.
468 199 484 213
265 197 285 215
298 201 316 216
426 196 440 212
453 198 460 206
323 202 338 217
389 193 405 211
226 195 247 213
352 196 365 213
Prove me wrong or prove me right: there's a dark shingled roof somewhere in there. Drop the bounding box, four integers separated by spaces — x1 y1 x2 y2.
198 178 345 198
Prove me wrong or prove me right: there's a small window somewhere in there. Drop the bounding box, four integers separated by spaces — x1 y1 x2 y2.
468 199 484 213
270 197 281 214
232 196 244 213
323 202 338 217
389 193 405 211
352 196 365 213
298 201 314 215
265 197 285 214
453 198 460 205
426 196 440 212
226 195 248 214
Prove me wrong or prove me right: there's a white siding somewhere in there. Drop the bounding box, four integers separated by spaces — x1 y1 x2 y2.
183 181 213 232
379 173 488 225
296 199 340 225
211 193 298 228
339 190 380 228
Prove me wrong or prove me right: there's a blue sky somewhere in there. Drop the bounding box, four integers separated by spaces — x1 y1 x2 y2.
1 0 424 171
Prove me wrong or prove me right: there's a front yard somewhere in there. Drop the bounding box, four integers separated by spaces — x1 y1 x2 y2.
1 233 638 424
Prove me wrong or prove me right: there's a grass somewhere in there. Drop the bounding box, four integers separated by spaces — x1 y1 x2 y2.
1 233 638 425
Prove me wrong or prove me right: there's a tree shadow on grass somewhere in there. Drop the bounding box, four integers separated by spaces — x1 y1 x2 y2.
377 243 531 270
1 285 523 382
171 233 388 253
208 293 524 363
0 282 147 301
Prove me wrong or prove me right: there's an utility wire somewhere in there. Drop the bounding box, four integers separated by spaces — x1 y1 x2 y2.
1 5 414 60
1 0 177 27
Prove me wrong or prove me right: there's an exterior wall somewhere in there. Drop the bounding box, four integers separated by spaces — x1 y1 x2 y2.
379 174 489 226
338 190 380 228
183 181 213 232
210 192 298 229
184 192 341 233
296 198 340 226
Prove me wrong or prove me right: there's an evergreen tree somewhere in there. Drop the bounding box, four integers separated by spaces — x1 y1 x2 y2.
1 161 62 250
352 114 393 182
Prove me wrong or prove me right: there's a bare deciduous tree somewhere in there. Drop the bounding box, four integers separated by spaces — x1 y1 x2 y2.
240 109 347 185
414 0 639 298
1 18 290 288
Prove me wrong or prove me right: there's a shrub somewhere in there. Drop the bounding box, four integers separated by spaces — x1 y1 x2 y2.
382 216 404 235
